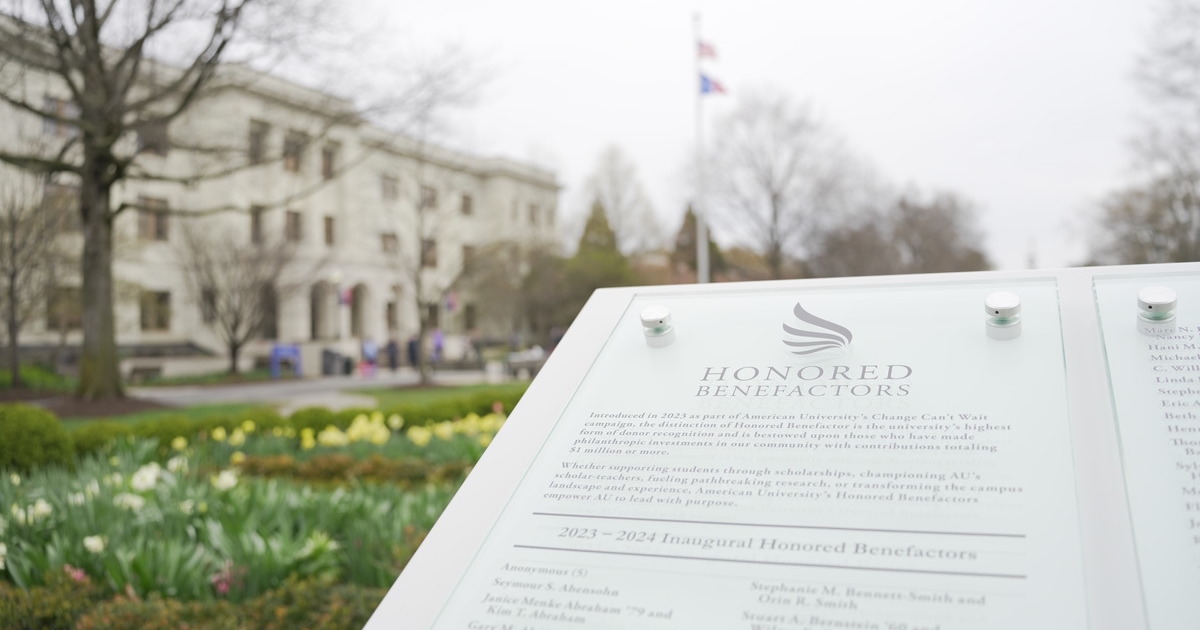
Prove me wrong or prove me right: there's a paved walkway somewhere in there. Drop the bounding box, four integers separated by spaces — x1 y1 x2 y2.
129 368 495 414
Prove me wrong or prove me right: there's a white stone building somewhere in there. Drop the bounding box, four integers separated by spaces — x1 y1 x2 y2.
0 64 560 378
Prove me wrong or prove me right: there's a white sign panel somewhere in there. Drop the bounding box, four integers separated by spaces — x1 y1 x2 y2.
366 263 1200 630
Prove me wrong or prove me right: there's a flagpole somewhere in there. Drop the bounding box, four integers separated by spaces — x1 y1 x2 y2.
694 12 710 284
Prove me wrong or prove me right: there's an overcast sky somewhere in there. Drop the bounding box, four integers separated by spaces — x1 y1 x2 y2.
351 0 1153 270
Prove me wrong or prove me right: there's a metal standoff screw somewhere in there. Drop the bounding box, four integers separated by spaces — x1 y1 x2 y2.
640 305 675 347
985 292 1021 326
1137 286 1177 322
984 291 1021 340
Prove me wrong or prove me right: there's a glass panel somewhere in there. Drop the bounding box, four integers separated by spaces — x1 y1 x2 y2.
433 278 1088 628
1094 271 1200 629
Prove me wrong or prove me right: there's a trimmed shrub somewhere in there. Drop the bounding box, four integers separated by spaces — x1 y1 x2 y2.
238 407 287 431
131 415 196 448
0 404 73 471
0 568 102 630
70 421 135 457
240 578 385 630
74 596 241 630
287 407 336 432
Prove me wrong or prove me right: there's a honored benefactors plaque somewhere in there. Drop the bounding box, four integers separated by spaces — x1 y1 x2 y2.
365 263 1200 630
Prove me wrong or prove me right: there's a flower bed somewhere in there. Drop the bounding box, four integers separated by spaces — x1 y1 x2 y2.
0 391 521 629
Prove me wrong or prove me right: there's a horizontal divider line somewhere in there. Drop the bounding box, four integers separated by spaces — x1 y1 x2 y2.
514 544 1026 580
531 512 1025 539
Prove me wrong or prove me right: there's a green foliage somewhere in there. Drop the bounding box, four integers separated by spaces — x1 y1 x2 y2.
365 383 527 426
70 422 134 458
241 578 385 630
0 365 76 393
288 406 337 432
577 200 620 254
0 404 73 471
131 415 195 448
0 569 102 630
75 596 242 630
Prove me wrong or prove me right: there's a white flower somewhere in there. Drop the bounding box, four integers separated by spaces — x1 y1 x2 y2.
211 470 237 491
68 492 86 506
8 473 19 486
166 456 188 474
179 499 195 515
130 462 162 492
0 542 6 570
299 531 339 558
30 499 52 522
10 505 26 525
103 473 123 487
85 480 100 497
113 492 145 512
83 535 105 554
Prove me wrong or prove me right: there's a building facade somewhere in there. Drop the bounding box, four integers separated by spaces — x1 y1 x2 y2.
0 64 560 377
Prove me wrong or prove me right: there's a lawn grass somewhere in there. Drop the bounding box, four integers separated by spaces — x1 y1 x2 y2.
137 367 287 387
351 381 530 410
60 403 270 428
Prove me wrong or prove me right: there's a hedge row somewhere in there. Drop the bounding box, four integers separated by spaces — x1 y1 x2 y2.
0 572 383 630
0 384 528 469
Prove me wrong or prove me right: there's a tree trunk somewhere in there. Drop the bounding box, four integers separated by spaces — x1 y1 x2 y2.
228 340 241 375
6 270 20 388
418 315 433 385
77 170 123 400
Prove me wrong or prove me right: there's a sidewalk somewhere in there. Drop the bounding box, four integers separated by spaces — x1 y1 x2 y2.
129 368 493 415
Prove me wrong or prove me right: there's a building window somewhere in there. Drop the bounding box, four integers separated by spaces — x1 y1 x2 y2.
425 303 439 329
462 244 475 270
46 286 82 331
200 288 217 324
463 303 477 331
323 216 335 246
381 232 398 253
259 284 278 339
421 239 437 268
139 290 171 331
285 210 303 242
321 143 338 180
283 131 307 173
461 194 473 216
250 205 264 244
42 97 78 137
420 185 437 210
381 174 399 200
529 203 538 225
385 301 397 331
137 196 169 241
137 120 169 156
248 120 269 164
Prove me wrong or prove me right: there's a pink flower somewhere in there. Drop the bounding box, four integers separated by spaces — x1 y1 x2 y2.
63 564 88 584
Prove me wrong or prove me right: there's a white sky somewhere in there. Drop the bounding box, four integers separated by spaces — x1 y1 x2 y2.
351 0 1153 270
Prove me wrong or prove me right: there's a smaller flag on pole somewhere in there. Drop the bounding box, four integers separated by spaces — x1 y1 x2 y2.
697 40 717 59
700 73 727 95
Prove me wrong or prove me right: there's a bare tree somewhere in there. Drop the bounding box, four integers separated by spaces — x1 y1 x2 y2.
1088 173 1200 264
1085 0 1200 263
808 190 991 277
0 1 329 400
583 145 662 254
705 90 856 279
175 220 314 374
0 167 74 385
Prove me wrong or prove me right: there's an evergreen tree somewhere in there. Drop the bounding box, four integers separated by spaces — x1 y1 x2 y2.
563 201 638 319
671 205 725 276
